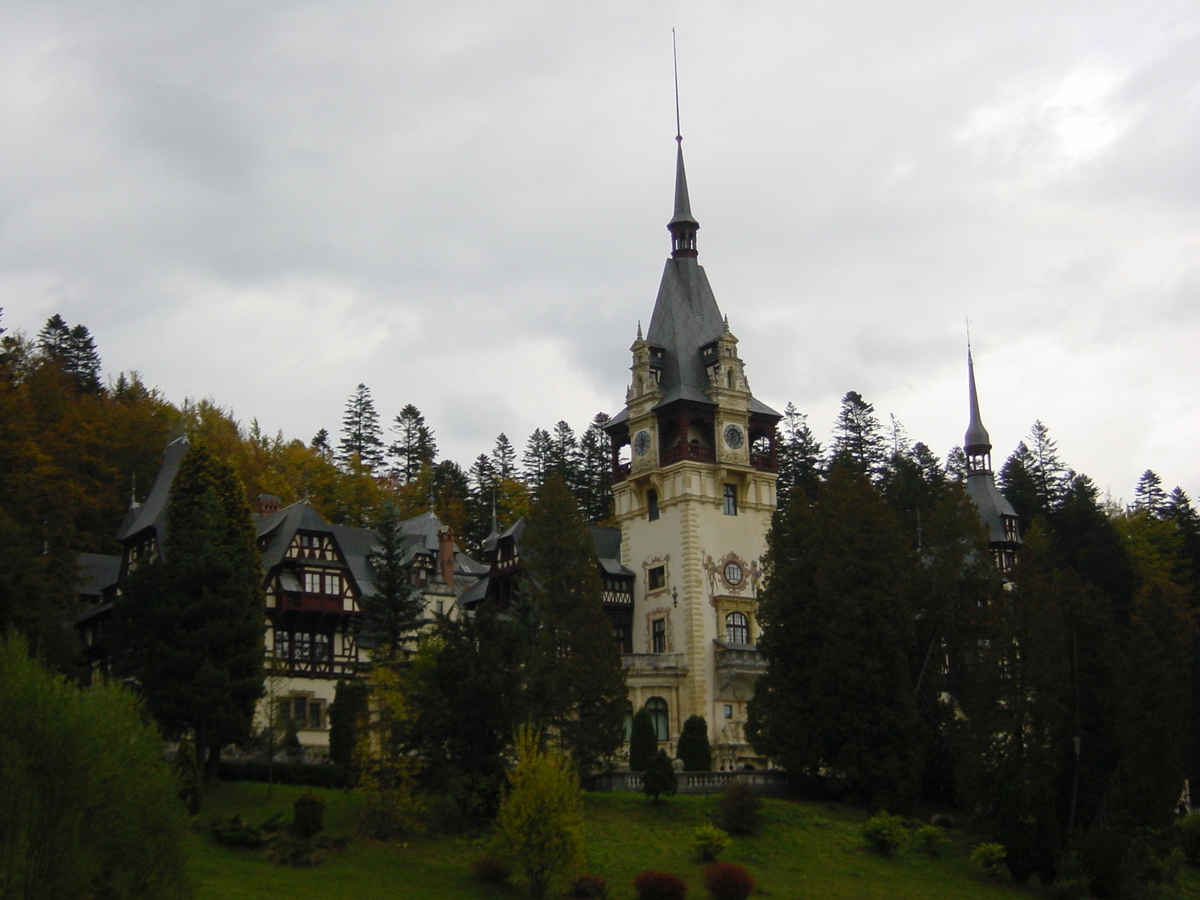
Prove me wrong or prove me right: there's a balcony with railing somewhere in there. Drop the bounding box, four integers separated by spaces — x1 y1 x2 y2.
661 443 715 465
622 653 687 674
715 646 767 674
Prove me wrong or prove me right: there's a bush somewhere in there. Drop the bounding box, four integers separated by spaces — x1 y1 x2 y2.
629 708 658 772
265 833 324 867
1177 814 1200 865
912 824 945 856
173 735 203 814
693 823 731 862
490 730 584 899
1049 853 1088 900
571 873 609 898
676 715 712 771
0 634 191 900
643 748 678 802
211 813 268 848
970 842 1007 881
292 790 325 838
861 810 907 855
703 862 755 900
470 856 511 884
717 780 762 835
633 869 688 900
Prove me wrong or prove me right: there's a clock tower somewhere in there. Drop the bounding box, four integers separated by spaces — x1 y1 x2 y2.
607 132 780 767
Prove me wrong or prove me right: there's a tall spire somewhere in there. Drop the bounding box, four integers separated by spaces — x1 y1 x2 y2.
668 30 698 258
964 346 991 456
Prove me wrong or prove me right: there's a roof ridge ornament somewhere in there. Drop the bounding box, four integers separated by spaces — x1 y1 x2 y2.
668 30 698 258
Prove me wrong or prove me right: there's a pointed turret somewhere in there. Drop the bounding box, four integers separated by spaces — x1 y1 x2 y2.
668 137 699 258
964 347 992 473
960 347 1022 575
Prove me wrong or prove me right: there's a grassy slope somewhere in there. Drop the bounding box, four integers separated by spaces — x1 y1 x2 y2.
192 782 1200 900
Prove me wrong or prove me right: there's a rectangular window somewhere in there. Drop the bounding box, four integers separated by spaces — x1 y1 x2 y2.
724 704 733 720
325 573 342 595
648 565 665 591
308 700 324 730
652 618 666 653
304 571 321 593
435 600 444 615
647 489 659 521
723 484 738 516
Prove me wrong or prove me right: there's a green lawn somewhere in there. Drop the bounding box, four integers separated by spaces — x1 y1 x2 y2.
191 782 1200 899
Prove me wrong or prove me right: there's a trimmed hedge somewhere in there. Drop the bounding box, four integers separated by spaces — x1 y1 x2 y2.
218 760 353 789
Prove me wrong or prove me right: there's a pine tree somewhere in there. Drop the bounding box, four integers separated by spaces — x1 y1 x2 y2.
311 428 332 457
1027 420 1070 511
776 402 822 506
111 441 265 779
389 404 437 482
36 313 71 357
492 433 517 480
746 464 921 809
358 503 423 663
945 446 968 482
522 471 627 772
999 441 1043 527
576 412 614 524
66 324 102 393
1133 469 1167 517
523 427 553 491
828 391 887 481
338 383 385 472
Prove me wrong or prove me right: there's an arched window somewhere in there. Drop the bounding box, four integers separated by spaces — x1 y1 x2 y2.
725 612 749 645
645 696 669 742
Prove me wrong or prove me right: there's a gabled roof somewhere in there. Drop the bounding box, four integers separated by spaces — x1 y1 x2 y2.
966 473 1020 544
256 500 336 571
115 435 189 548
77 552 121 596
589 524 635 579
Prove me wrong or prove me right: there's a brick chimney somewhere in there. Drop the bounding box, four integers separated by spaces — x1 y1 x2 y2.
437 526 456 588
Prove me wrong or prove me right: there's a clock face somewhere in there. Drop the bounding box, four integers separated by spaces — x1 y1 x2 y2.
724 562 744 586
633 430 651 456
723 424 744 450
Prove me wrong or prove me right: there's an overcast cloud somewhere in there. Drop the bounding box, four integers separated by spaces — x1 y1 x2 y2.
2 1 1197 501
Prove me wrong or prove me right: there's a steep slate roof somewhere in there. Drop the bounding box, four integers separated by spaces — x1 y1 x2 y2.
611 138 779 424
257 500 335 571
77 552 121 597
589 524 635 578
114 435 189 550
965 474 1020 544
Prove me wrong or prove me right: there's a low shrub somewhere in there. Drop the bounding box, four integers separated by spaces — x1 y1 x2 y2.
291 790 325 839
470 855 511 885
210 814 267 848
633 869 688 900
703 862 754 900
570 874 609 898
1177 814 1200 865
265 833 324 867
218 760 353 788
717 780 762 835
912 824 945 857
1049 853 1088 900
861 810 907 856
970 842 1007 882
693 823 731 862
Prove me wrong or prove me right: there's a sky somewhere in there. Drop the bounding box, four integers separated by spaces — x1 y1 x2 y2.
2 1 1198 503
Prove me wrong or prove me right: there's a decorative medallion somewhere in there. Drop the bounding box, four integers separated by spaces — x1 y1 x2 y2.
633 429 651 456
723 561 744 587
723 423 744 449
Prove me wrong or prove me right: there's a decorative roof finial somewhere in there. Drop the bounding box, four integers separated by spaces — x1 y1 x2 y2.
965 323 991 455
636 320 643 340
673 29 682 144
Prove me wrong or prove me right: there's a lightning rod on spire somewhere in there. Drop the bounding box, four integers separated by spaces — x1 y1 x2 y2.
672 29 682 142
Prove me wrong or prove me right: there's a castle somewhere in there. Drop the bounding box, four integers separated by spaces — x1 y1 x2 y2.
76 129 1020 766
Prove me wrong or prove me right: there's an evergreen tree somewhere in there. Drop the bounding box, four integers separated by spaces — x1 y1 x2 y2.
358 503 423 663
746 464 921 809
999 441 1042 528
1027 420 1070 509
328 679 369 767
66 323 102 393
676 714 712 771
311 428 332 457
389 403 437 482
642 749 678 802
628 707 657 772
944 445 968 482
776 402 822 506
548 420 579 485
828 391 887 481
338 383 385 472
492 432 517 480
406 605 529 822
522 471 627 772
1133 469 1167 517
111 441 265 778
523 427 553 491
36 313 71 358
576 412 614 524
